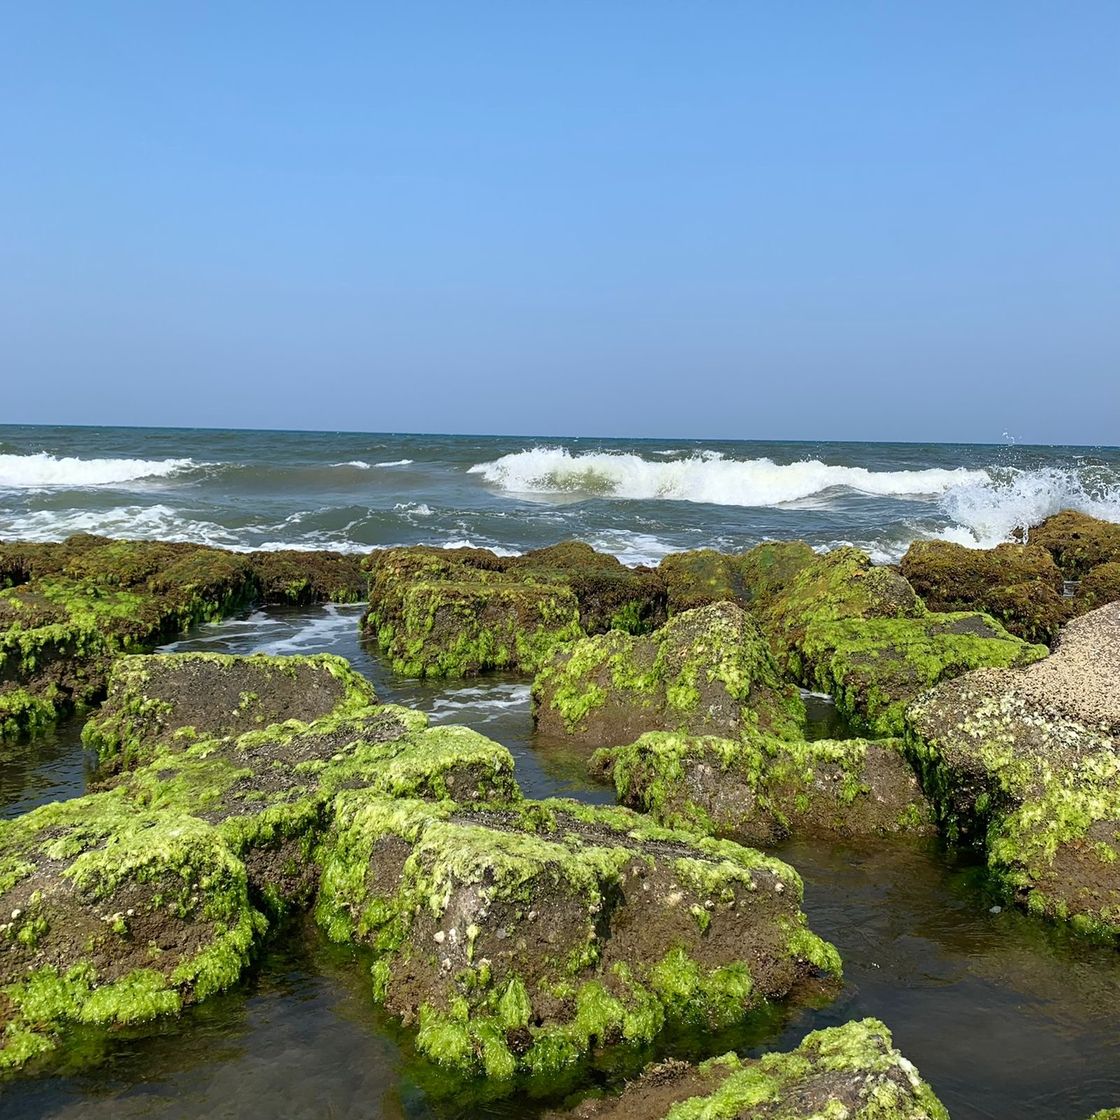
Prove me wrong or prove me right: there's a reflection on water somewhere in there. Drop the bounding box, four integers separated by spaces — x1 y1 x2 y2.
0 721 94 820
3 604 1120 1120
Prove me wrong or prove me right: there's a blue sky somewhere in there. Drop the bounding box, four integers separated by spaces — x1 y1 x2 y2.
2 3 1117 443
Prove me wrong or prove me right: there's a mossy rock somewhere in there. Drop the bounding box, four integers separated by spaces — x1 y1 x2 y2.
0 535 376 741
1074 561 1120 614
315 794 840 1080
906 602 1120 936
532 602 807 747
799 613 1047 737
0 789 266 1071
82 651 380 771
548 1017 948 1120
591 731 934 844
247 549 367 605
900 539 1068 645
657 542 816 617
1029 510 1120 579
362 542 666 679
756 547 926 674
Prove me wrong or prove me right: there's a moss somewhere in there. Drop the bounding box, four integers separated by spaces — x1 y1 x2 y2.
534 602 806 745
659 1019 949 1120
800 614 1046 736
314 794 835 1079
1029 510 1120 579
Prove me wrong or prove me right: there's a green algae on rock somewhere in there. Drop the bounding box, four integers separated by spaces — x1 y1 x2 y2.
362 542 666 680
656 541 815 617
752 547 1047 736
906 601 1120 936
314 795 840 1080
532 602 806 747
82 651 380 771
591 731 934 845
549 1017 948 1120
900 539 1069 645
1074 561 1120 614
1029 510 1120 580
0 535 368 741
0 789 265 1071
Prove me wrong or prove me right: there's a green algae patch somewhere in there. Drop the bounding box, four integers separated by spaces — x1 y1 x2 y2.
533 602 806 747
1029 510 1120 579
0 789 266 1070
901 539 1068 645
799 613 1046 737
314 794 838 1079
82 651 380 771
594 730 934 845
362 542 667 680
552 1017 948 1120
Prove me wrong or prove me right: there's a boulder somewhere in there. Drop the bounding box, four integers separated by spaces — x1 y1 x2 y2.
657 541 815 616
82 651 379 771
1029 510 1120 579
755 548 1047 735
532 603 806 747
0 535 371 741
900 539 1068 644
315 795 840 1079
591 731 934 844
550 1018 948 1120
907 602 1120 934
362 542 665 679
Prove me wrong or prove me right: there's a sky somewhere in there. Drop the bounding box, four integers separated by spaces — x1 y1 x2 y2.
2 2 1118 444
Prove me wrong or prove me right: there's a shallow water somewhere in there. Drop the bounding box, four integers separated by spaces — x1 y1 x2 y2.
3 604 1120 1119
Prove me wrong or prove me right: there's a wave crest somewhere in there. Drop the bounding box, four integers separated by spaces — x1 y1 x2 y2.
0 452 195 489
468 447 986 506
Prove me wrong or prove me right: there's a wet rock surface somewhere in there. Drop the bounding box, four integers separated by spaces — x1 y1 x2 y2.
592 731 935 845
362 542 665 679
532 603 806 747
0 535 367 740
907 602 1120 934
549 1017 948 1120
314 795 840 1079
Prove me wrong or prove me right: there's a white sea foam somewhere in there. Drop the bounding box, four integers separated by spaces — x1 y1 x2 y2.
583 531 678 567
469 447 986 507
441 538 522 557
333 460 372 469
938 465 1120 549
375 459 414 467
394 502 434 517
0 452 196 489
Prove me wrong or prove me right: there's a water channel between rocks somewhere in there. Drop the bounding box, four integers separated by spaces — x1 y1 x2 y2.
1 604 1118 1120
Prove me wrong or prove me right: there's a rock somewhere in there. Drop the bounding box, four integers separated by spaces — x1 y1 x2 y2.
591 731 934 844
362 542 665 679
548 1018 949 1120
900 540 1068 644
1029 511 1120 579
799 613 1046 737
247 549 367 605
314 795 840 1079
657 542 815 616
0 790 265 1072
1 653 521 1071
82 652 379 771
907 602 1120 935
532 603 806 747
0 535 370 741
755 548 1046 735
1074 561 1120 614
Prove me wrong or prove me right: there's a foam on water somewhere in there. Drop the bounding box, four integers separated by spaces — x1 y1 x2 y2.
937 465 1120 548
375 459 414 467
469 447 987 506
0 452 196 489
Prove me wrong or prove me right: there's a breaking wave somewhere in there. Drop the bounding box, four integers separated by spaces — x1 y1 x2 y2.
0 452 196 489
468 447 987 506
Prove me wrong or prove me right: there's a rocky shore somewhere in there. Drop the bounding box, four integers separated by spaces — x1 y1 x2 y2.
3 510 1120 1115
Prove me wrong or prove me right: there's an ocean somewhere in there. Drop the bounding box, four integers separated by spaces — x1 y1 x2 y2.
2 425 1119 560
